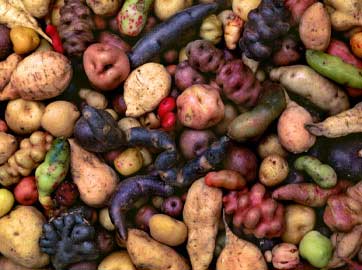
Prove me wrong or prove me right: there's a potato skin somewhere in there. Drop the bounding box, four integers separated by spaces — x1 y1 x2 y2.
299 3 331 51
177 84 224 129
0 132 17 165
259 154 289 186
0 206 49 268
257 133 288 159
155 0 192 20
127 229 190 270
5 99 45 135
23 0 51 18
149 214 188 246
98 251 136 270
277 101 316 153
0 256 50 270
41 101 80 137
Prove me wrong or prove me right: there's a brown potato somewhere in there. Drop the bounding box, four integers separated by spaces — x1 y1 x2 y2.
0 132 17 165
41 101 80 137
83 43 130 91
5 99 45 135
299 3 331 51
177 84 224 129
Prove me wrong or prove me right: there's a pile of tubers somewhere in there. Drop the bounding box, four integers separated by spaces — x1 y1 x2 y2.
1 0 362 269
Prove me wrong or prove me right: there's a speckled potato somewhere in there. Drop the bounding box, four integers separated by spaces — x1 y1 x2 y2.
98 251 136 270
124 63 171 117
259 154 289 186
41 101 80 137
5 99 45 135
114 148 143 176
149 214 188 246
0 206 49 268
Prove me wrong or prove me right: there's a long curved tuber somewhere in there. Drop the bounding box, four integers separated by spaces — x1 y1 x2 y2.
110 175 174 240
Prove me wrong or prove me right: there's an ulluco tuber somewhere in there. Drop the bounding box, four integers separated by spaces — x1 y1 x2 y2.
223 183 285 238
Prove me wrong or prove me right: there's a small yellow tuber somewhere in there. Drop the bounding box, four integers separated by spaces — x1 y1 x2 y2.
218 10 243 50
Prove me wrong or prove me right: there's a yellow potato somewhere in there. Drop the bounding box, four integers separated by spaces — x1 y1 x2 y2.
155 0 192 20
0 206 49 268
86 0 120 16
23 0 51 18
99 208 115 231
259 155 289 186
98 251 136 270
114 148 143 176
232 0 261 21
0 256 50 270
10 27 40 55
149 214 188 246
0 189 14 217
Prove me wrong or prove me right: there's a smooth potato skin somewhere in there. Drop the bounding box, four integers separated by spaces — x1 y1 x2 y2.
127 229 190 270
0 206 49 268
0 132 17 164
0 257 50 270
98 251 136 270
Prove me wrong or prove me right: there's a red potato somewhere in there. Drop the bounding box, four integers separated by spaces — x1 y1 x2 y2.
83 43 130 91
205 170 247 190
284 0 317 25
14 176 38 206
176 84 224 129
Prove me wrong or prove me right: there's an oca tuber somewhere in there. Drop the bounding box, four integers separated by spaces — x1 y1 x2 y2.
223 183 285 238
0 131 53 186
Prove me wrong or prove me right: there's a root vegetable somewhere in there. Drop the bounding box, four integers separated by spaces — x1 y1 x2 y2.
284 0 316 24
306 102 362 138
218 10 243 50
113 148 143 176
351 32 362 58
0 53 21 90
183 178 222 270
179 129 217 160
277 100 316 153
0 51 72 101
324 0 362 31
205 170 247 190
154 0 192 21
69 139 119 208
232 0 260 21
98 251 136 270
10 26 40 54
0 24 11 60
294 156 337 188
200 14 223 44
216 213 268 270
257 134 288 159
0 132 17 165
272 180 351 207
174 61 206 91
265 243 300 269
269 65 349 115
127 229 190 270
214 103 238 135
259 155 289 186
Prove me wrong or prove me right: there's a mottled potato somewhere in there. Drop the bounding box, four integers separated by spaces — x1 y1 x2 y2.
282 204 316 244
114 148 143 176
124 63 171 117
98 251 136 270
5 99 45 135
149 214 188 246
155 0 192 20
41 101 80 137
299 3 331 51
257 134 288 159
177 84 224 129
259 155 289 186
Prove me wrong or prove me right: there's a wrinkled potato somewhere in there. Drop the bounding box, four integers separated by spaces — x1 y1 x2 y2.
5 99 45 135
282 204 316 244
232 0 261 21
277 101 316 154
200 15 223 44
149 214 188 246
114 148 143 176
155 0 192 21
86 0 120 16
23 0 51 18
127 229 190 270
299 3 331 51
98 251 136 270
41 101 80 137
0 132 17 165
257 133 288 159
124 63 171 117
0 206 49 268
99 208 115 231
259 155 289 186
177 84 224 129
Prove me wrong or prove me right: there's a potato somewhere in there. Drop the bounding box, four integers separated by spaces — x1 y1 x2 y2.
149 214 188 246
35 39 53 52
0 132 17 165
98 251 136 270
99 208 115 231
299 3 331 51
5 99 45 135
257 133 288 159
350 32 362 58
69 139 119 207
50 0 64 26
200 15 223 44
179 129 216 159
86 0 120 16
10 27 40 55
177 84 224 129
0 189 14 217
324 0 362 31
282 204 316 244
127 229 190 270
0 51 72 101
118 117 141 133
214 103 238 135
0 257 50 270
0 53 22 90
79 89 108 109
124 63 171 117
41 101 80 137
155 0 192 21
277 101 316 153
232 0 261 21
114 148 143 176
23 0 51 18
0 206 49 268
259 155 289 186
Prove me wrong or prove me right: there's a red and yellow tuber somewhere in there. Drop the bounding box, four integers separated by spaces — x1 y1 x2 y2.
223 183 284 238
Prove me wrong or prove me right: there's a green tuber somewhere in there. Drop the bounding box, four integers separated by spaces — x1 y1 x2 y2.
306 50 362 89
35 138 70 212
299 230 333 268
294 156 337 188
